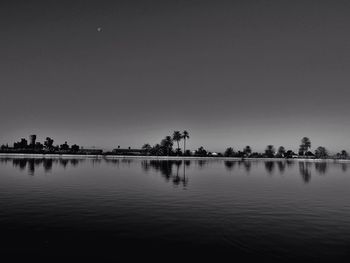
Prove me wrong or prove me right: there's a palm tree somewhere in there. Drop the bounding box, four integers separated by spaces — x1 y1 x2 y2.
172 131 182 155
182 130 190 154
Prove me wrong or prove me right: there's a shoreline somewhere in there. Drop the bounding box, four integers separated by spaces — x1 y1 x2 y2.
0 153 349 162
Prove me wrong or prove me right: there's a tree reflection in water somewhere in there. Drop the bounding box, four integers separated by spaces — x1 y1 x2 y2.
141 160 189 188
8 158 87 175
341 163 348 172
225 160 253 173
224 161 236 171
2 157 350 184
264 161 275 175
315 162 328 175
299 162 312 183
277 161 286 173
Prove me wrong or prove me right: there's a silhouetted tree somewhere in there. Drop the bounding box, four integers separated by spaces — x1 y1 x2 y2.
340 150 348 159
161 136 173 156
175 148 183 155
29 135 37 148
150 144 163 156
44 137 54 151
224 147 235 157
195 146 207 157
315 146 328 159
243 146 252 157
60 141 70 151
172 131 182 155
276 146 286 158
299 137 311 156
71 144 80 152
34 142 44 150
250 152 262 158
182 130 190 155
184 149 192 156
285 150 295 158
265 145 275 158
14 138 28 149
142 143 152 155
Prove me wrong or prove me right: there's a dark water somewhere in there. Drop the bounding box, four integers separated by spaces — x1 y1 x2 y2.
0 157 349 261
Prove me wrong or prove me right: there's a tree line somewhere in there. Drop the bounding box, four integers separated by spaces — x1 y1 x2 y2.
141 130 193 156
1 134 349 159
0 135 81 154
223 137 348 159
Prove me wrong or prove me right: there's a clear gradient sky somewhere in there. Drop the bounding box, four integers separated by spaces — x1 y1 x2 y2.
1 0 350 152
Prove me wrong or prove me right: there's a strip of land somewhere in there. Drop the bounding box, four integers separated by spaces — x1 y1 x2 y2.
1 153 349 162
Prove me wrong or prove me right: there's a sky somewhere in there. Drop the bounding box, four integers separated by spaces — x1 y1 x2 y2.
1 0 350 153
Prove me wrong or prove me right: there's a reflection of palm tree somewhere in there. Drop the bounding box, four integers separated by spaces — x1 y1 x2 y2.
141 160 190 187
173 161 182 185
182 160 189 187
182 130 190 154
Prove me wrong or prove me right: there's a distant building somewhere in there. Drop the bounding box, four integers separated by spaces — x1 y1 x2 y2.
112 148 146 155
80 149 103 155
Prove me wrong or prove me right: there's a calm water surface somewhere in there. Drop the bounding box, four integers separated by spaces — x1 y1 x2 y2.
0 157 349 260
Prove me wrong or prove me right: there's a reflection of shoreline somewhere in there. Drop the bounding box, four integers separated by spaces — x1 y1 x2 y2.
1 158 348 184
1 153 350 163
141 160 189 187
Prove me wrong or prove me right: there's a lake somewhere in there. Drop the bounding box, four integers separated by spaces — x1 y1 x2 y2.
0 157 349 261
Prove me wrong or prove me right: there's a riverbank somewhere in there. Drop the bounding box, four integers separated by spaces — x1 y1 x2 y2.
1 153 349 162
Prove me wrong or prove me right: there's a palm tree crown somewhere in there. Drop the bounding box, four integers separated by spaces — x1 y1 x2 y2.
172 131 182 155
182 130 190 155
